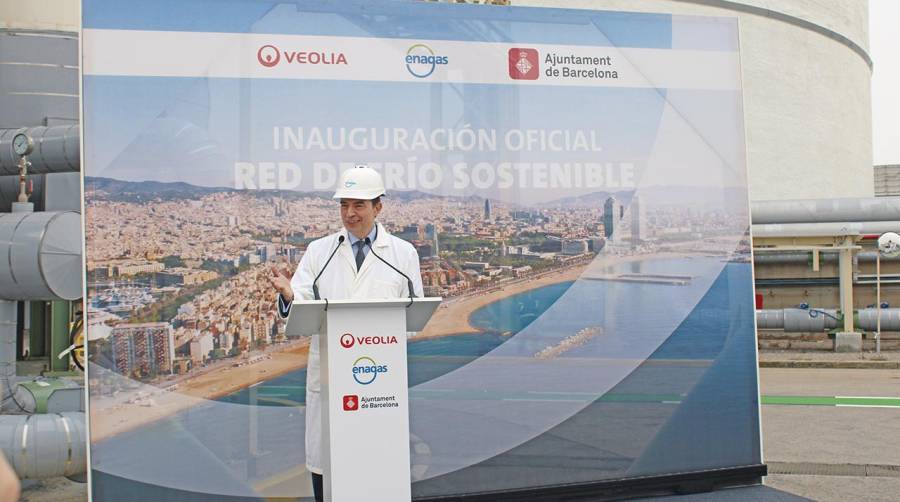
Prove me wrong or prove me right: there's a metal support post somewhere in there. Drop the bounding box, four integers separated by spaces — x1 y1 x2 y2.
29 301 47 358
49 301 70 373
835 237 862 352
876 253 881 354
839 244 854 333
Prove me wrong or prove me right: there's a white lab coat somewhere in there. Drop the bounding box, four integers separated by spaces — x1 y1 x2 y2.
288 222 424 474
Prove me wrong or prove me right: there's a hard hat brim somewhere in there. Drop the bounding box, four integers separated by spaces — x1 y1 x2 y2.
332 188 385 200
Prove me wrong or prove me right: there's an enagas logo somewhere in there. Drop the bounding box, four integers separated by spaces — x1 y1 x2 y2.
340 333 398 349
256 44 348 68
352 356 388 385
405 44 448 78
257 45 280 67
508 48 539 80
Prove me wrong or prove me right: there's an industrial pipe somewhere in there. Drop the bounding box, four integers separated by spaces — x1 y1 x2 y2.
0 412 86 479
0 211 82 301
858 309 900 331
757 308 900 332
0 302 15 408
751 197 900 224
756 308 839 331
753 251 900 264
0 126 80 175
753 221 900 238
1 301 88 481
12 379 85 415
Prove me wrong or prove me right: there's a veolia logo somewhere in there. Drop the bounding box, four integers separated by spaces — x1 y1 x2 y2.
352 356 388 385
257 45 348 68
257 45 280 67
405 44 448 78
340 333 355 348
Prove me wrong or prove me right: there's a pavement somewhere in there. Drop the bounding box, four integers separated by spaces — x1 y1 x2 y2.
757 363 900 502
20 351 900 501
759 350 900 369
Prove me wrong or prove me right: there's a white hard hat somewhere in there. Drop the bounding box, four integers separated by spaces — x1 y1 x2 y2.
333 165 386 200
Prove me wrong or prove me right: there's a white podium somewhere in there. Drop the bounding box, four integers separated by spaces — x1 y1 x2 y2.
287 297 441 502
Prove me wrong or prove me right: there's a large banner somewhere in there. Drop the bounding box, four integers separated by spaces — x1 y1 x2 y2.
83 1 760 499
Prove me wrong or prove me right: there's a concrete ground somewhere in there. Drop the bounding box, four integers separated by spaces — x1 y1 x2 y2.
20 477 86 502
759 365 900 502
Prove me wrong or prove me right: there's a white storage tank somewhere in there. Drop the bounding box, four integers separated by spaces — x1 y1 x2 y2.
519 0 873 201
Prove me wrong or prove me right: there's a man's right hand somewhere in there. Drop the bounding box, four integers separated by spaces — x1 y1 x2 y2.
267 265 294 303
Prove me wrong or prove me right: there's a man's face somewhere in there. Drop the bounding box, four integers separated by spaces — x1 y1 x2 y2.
340 198 382 238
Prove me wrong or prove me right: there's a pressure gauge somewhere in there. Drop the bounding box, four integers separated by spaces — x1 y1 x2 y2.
12 133 33 156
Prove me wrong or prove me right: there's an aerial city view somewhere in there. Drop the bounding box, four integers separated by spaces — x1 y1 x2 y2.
84 176 749 438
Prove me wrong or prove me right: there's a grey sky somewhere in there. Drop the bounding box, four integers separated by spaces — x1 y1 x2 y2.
871 0 899 165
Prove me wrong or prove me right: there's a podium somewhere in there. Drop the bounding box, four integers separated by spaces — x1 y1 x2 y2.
286 297 441 502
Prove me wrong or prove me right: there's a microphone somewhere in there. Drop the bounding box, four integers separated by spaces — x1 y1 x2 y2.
312 235 345 300
365 237 416 304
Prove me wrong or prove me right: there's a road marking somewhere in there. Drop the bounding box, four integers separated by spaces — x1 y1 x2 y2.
762 395 900 408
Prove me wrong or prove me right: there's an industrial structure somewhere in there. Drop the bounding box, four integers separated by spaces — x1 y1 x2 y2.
526 0 874 202
752 198 900 351
0 0 87 488
875 164 900 196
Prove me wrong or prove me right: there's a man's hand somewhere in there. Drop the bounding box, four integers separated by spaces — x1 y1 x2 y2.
267 264 294 303
0 453 20 502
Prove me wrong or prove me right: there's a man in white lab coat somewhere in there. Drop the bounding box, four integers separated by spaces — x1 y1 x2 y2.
268 166 424 502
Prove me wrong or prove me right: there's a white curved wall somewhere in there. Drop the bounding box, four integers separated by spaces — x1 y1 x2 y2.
518 0 873 202
0 0 79 32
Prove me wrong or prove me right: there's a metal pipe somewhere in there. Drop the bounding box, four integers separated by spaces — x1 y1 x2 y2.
877 254 882 353
858 308 900 331
756 308 840 331
0 412 86 479
753 251 900 264
755 308 785 330
0 296 87 481
0 211 82 301
0 126 79 175
0 301 16 408
753 221 900 238
12 379 84 415
757 308 900 331
751 197 900 224
16 156 29 203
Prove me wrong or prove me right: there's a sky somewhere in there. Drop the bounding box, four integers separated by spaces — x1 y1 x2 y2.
870 0 899 166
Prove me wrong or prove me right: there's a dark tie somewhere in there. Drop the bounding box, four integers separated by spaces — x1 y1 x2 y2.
354 241 365 271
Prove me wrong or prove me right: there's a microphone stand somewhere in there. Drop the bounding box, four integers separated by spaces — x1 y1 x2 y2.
312 235 346 308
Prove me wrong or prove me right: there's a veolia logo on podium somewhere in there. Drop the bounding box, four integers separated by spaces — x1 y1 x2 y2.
340 333 399 349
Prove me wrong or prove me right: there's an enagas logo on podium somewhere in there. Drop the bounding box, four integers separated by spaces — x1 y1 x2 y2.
340 333 398 349
352 356 388 385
